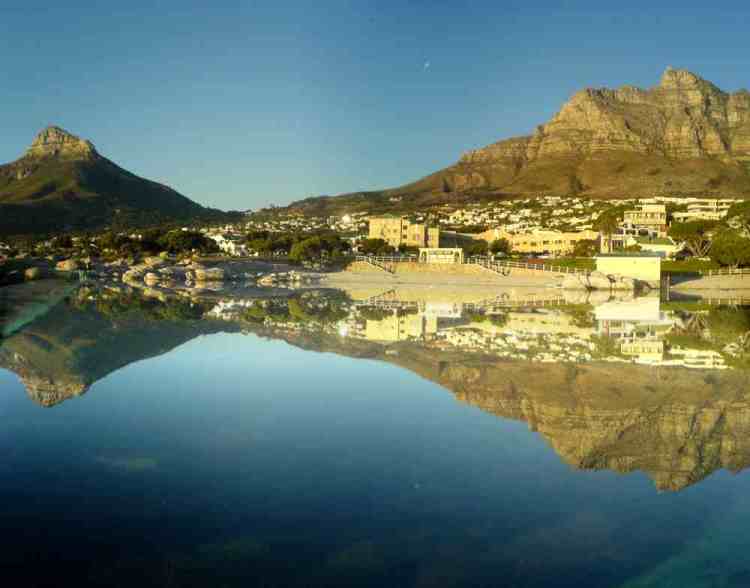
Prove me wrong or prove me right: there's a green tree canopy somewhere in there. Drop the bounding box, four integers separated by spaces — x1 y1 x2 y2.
709 230 750 268
490 238 511 255
572 239 598 257
669 220 716 257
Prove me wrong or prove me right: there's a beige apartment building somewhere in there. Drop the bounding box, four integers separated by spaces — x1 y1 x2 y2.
671 199 737 222
364 312 438 342
368 216 440 249
623 204 668 235
476 228 599 256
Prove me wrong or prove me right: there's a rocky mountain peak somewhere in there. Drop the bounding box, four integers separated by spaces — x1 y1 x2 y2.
25 125 97 160
658 66 716 92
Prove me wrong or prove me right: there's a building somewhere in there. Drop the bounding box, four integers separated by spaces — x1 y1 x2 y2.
623 204 668 235
672 199 737 222
207 233 249 257
595 253 662 283
476 228 599 256
364 311 438 342
368 216 439 249
418 248 464 264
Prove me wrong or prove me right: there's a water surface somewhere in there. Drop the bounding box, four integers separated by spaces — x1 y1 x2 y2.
2 284 750 587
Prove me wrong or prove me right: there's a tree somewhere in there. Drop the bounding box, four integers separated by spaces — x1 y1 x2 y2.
463 240 488 256
669 221 716 257
571 239 598 257
490 238 511 256
289 236 322 261
593 208 623 253
158 230 218 255
359 238 392 255
709 230 750 268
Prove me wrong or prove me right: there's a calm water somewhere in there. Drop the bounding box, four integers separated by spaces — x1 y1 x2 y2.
2 283 750 587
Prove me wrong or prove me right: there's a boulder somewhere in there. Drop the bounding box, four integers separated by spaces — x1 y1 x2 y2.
55 259 80 272
144 256 165 268
24 267 43 281
561 274 589 290
194 267 225 282
144 272 161 285
587 271 614 290
609 275 634 290
122 269 144 284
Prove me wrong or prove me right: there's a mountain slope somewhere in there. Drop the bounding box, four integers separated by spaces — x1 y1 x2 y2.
284 68 750 216
0 126 215 235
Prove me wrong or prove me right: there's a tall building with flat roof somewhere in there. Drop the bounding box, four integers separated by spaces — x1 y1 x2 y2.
368 216 439 249
623 204 667 235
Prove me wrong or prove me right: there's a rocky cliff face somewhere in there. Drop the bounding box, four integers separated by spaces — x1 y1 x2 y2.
286 68 750 215
25 126 97 160
433 68 750 197
462 69 750 163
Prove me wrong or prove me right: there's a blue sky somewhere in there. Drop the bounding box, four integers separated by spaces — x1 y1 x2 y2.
2 1 750 211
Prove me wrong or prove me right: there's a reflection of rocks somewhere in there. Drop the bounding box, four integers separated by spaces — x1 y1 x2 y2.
562 271 637 291
19 375 88 407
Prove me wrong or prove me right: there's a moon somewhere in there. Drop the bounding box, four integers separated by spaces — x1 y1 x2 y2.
423 60 431 71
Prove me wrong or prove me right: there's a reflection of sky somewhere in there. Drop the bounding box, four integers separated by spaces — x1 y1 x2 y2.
1 332 750 585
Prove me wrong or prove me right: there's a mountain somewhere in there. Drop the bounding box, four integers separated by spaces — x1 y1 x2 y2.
0 126 223 235
284 68 750 216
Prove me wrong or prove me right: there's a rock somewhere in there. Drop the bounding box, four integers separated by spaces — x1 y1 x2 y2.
612 275 637 290
143 256 165 267
194 267 225 282
24 267 43 281
587 271 614 290
122 269 144 284
561 274 589 290
144 272 161 285
55 259 80 272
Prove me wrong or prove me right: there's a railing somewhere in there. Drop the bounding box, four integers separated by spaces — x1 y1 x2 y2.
701 267 750 277
354 254 417 274
467 256 591 275
354 255 417 263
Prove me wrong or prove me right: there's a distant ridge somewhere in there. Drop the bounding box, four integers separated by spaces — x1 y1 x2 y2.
0 126 223 235
283 68 750 216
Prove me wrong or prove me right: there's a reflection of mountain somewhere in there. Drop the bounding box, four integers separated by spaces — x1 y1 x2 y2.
261 327 750 492
0 291 234 406
4 286 750 491
397 349 750 492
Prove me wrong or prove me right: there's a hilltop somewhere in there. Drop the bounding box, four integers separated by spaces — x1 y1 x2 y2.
0 126 230 236
281 68 750 217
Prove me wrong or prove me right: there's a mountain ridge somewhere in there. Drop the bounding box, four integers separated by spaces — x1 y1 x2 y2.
282 68 750 216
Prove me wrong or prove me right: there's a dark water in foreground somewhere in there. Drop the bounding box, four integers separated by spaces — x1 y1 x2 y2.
2 283 750 587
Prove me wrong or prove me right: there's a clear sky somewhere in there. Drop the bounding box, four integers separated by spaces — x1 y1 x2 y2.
2 1 750 211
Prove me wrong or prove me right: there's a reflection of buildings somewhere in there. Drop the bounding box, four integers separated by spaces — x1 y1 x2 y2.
365 311 439 342
345 295 732 370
